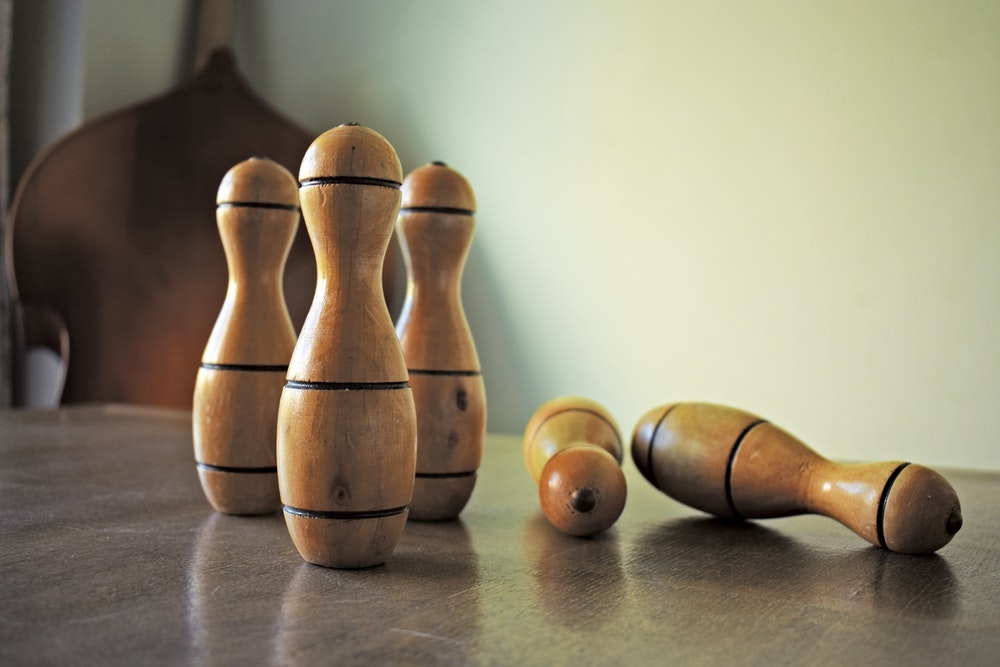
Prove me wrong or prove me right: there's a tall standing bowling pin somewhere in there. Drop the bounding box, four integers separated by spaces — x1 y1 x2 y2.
396 162 486 520
277 124 417 568
523 396 627 536
632 402 963 553
193 157 299 515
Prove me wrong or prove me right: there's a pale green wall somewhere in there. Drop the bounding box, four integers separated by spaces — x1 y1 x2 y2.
12 0 1000 469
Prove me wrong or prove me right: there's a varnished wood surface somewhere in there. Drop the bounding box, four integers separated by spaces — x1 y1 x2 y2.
192 157 298 516
523 396 627 536
633 402 963 553
1 405 998 665
396 162 484 521
277 124 415 569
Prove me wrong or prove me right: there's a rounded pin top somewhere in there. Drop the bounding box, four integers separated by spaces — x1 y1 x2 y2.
401 161 476 212
216 157 298 206
298 124 402 184
630 403 676 480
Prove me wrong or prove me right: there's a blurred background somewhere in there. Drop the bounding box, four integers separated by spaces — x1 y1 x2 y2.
7 0 999 468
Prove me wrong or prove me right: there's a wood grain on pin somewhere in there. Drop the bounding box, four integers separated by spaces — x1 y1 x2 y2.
396 162 486 520
631 402 963 554
192 157 299 515
523 397 627 536
277 124 416 569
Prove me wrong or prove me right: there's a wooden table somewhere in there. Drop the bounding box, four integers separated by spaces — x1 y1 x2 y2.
1 405 998 665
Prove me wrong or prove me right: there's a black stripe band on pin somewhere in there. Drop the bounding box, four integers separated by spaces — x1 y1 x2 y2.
415 470 477 479
217 201 300 212
201 362 289 372
644 404 678 488
724 420 768 518
399 206 474 216
408 369 482 377
283 505 409 521
196 462 278 474
284 380 409 391
299 176 402 189
877 462 912 549
527 407 623 458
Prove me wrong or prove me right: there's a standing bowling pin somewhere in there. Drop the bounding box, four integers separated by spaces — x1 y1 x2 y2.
193 157 299 515
523 397 627 536
632 402 963 553
277 124 416 569
396 162 486 520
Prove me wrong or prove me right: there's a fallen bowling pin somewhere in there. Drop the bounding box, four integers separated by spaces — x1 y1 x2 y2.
523 397 627 536
631 402 962 554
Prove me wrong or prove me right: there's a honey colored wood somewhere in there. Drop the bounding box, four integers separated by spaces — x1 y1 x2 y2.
3 5 403 408
632 402 963 554
396 162 485 520
406 373 485 520
278 389 415 568
522 396 626 536
191 158 298 516
396 162 480 371
194 369 285 515
2 406 999 665
287 127 408 384
277 124 416 568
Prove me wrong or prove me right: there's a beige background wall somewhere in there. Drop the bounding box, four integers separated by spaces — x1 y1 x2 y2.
10 1 1000 469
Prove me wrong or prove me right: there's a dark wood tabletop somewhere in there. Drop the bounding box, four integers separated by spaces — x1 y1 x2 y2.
1 405 997 665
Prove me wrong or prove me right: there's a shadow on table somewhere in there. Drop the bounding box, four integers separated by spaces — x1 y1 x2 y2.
187 512 301 665
631 517 958 620
521 513 627 630
274 518 481 663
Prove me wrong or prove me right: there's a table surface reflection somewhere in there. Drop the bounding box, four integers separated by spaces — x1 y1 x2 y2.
1 405 998 666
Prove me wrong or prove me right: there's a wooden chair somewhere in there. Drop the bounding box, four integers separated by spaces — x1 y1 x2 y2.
4 5 402 408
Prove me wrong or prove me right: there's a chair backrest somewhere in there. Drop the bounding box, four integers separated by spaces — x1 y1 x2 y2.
6 50 401 408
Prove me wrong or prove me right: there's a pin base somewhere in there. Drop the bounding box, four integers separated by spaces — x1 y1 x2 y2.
409 474 477 521
283 509 408 569
197 468 280 516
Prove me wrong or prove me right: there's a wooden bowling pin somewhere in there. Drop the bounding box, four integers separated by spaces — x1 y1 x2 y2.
193 157 299 515
396 162 486 521
523 397 627 536
276 124 417 569
632 402 963 554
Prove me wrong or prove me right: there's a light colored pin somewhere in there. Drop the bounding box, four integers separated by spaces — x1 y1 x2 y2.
396 161 486 521
277 124 416 569
193 157 299 515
